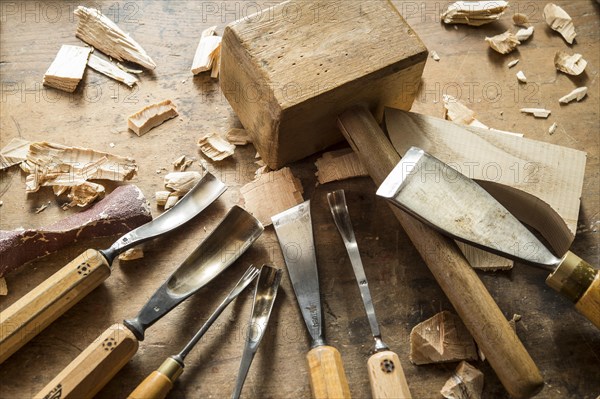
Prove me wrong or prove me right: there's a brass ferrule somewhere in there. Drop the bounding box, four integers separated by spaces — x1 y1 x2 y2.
158 357 184 381
546 251 596 302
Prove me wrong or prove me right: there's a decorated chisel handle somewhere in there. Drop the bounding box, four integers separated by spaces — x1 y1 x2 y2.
34 323 138 399
307 345 351 399
128 357 183 399
367 350 411 399
546 251 600 329
0 249 111 364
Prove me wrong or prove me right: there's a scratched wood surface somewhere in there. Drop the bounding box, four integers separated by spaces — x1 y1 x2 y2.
0 1 598 398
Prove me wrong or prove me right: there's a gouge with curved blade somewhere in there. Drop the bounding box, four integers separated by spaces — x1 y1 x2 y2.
232 265 282 399
272 201 351 399
328 189 411 399
128 265 260 399
378 147 600 329
0 172 226 365
34 206 264 399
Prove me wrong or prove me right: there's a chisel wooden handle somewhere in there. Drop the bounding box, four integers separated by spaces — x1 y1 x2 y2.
0 249 111 364
546 251 600 328
307 345 351 399
34 323 139 399
338 105 543 399
128 358 183 399
367 350 411 399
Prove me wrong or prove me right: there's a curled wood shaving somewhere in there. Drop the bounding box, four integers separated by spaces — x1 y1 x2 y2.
515 26 534 41
240 167 304 226
440 361 484 399
314 149 368 184
559 87 587 104
543 3 576 44
485 31 520 54
43 45 91 92
128 100 178 136
87 54 138 87
441 1 508 26
225 128 252 145
197 132 235 161
512 13 529 26
554 51 587 75
191 26 222 75
520 108 551 118
74 6 156 69
164 171 202 196
0 138 30 170
118 247 144 261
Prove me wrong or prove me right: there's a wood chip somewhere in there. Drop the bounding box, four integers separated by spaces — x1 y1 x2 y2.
210 42 222 78
191 26 222 75
441 1 508 26
164 171 202 196
128 100 178 136
197 132 235 161
118 247 144 261
240 167 304 226
21 141 137 205
164 194 180 210
507 59 519 68
554 51 587 75
549 122 558 135
35 202 50 214
543 3 576 44
0 277 7 296
64 181 106 208
0 138 30 170
410 311 478 365
314 149 368 184
155 190 171 206
0 185 151 277
74 6 156 69
87 54 138 87
516 70 527 83
431 51 440 61
512 13 529 26
172 155 193 171
485 31 520 54
520 108 551 118
515 26 534 41
225 128 252 145
559 87 588 104
43 45 91 92
440 361 484 399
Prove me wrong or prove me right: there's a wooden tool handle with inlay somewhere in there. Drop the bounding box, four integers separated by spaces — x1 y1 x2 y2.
307 345 351 399
0 249 111 364
367 350 411 399
337 105 543 399
34 323 139 399
547 251 600 329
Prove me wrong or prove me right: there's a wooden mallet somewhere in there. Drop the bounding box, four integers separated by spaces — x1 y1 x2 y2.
219 1 543 398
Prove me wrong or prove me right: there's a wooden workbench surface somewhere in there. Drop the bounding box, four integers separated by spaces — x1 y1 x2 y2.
1 1 598 398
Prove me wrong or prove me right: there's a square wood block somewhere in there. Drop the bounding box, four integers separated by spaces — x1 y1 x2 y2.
220 0 428 169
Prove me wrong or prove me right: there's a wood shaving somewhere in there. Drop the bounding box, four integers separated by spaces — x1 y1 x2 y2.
314 149 368 184
507 59 519 68
191 26 222 75
431 51 440 61
164 171 202 196
74 6 156 69
117 63 143 74
554 51 587 75
0 138 30 170
520 108 551 118
87 54 138 87
516 70 527 83
410 311 478 365
485 31 520 54
43 45 91 92
155 190 171 206
512 13 529 26
128 100 178 136
559 87 588 104
549 122 558 135
440 361 484 399
210 42 221 78
35 201 51 214
172 155 193 171
543 3 576 44
118 247 144 261
515 26 534 41
441 1 508 26
197 132 235 161
225 128 252 145
64 181 106 208
240 167 304 226
0 277 7 296
164 194 180 210
21 142 137 205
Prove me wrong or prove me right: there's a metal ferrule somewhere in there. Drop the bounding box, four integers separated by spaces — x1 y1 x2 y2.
546 251 596 302
372 336 389 353
159 357 184 381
